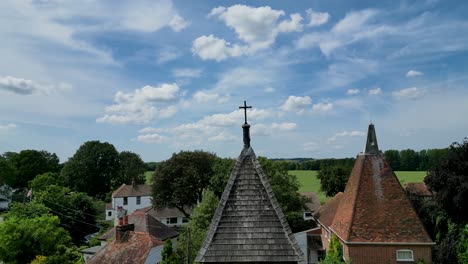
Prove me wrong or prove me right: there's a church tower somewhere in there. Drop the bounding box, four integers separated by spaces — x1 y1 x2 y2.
196 101 304 263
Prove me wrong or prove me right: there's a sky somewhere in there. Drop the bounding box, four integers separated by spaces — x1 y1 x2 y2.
1 0 468 162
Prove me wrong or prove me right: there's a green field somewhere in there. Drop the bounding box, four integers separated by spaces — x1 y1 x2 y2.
145 171 154 184
291 170 427 204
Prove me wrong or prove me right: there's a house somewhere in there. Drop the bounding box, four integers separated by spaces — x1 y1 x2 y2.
0 185 12 211
300 192 321 220
196 103 304 263
107 182 152 224
135 205 192 227
85 207 179 263
294 228 324 264
405 182 434 201
314 124 434 264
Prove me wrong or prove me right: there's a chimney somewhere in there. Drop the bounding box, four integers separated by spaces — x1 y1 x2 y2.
115 223 134 243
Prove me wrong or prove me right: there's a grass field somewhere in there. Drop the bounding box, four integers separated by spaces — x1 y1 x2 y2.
291 170 427 204
145 171 154 184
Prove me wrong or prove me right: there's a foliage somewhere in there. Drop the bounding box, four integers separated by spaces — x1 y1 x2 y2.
62 141 120 198
29 172 64 192
161 239 179 264
209 157 235 197
425 139 468 223
4 201 50 219
458 224 468 264
152 150 216 217
145 162 159 171
319 234 344 264
6 150 60 188
0 156 16 186
317 165 352 197
34 185 98 245
112 151 146 189
177 190 219 264
0 214 73 264
384 150 401 171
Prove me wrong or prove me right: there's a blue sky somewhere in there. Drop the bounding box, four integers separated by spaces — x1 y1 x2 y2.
1 0 468 162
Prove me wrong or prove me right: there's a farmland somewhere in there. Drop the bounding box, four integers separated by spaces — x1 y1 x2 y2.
291 170 427 204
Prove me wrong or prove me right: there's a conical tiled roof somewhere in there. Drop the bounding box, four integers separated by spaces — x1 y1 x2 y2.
196 105 303 263
330 124 432 244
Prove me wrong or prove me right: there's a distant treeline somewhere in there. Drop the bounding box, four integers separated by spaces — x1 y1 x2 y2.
270 147 449 171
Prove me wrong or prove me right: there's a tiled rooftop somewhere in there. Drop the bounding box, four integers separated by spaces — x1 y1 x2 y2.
112 183 151 198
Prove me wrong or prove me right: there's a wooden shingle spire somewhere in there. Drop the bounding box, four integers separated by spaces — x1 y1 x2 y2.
196 102 303 263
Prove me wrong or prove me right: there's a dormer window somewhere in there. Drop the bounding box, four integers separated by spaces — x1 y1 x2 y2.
396 249 414 262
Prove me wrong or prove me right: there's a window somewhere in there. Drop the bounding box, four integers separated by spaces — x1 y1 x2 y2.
396 249 414 261
107 211 112 217
123 197 128 205
136 196 141 205
166 217 178 224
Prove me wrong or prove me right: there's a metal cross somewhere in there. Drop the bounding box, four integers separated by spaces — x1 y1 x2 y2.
239 100 252 124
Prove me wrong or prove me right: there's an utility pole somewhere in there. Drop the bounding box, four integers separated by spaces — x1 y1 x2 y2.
186 227 191 264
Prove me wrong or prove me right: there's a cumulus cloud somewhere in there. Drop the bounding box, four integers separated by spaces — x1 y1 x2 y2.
328 130 365 142
168 15 189 32
346 88 360 95
312 102 333 112
0 76 72 95
303 142 320 151
208 131 236 142
264 87 275 93
193 5 306 60
271 122 297 131
172 68 202 78
252 122 297 136
135 133 167 143
393 87 426 100
0 123 17 132
192 35 244 61
368 87 382 95
97 83 180 124
406 70 424 77
192 91 228 103
306 9 330 27
138 127 165 134
280 95 312 112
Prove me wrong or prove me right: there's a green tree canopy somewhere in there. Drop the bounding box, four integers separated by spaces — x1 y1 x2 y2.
0 156 16 186
317 165 352 197
152 150 216 217
0 213 73 264
28 172 64 192
112 151 146 189
384 150 401 171
7 150 60 188
62 140 120 197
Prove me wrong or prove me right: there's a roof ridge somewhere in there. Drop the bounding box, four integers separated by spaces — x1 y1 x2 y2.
346 154 365 241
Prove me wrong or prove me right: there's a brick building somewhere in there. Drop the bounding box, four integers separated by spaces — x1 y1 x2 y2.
314 124 434 264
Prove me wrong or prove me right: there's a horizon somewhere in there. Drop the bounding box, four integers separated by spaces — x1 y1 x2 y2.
1 0 467 163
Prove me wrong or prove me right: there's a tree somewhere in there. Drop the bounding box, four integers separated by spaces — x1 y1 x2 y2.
29 172 64 192
8 150 60 188
152 150 216 217
209 157 235 197
399 149 419 171
0 214 74 264
177 190 219 264
62 141 120 197
112 151 146 189
317 165 352 197
35 185 98 244
0 156 16 186
425 139 468 223
161 239 179 264
384 150 401 171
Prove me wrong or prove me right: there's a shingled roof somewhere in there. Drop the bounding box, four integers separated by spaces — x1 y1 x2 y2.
329 124 433 244
112 183 151 198
196 104 303 263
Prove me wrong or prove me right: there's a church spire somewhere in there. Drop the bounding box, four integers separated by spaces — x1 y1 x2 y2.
239 100 252 149
365 123 379 154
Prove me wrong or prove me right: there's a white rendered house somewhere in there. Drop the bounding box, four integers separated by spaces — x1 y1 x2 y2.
106 183 152 224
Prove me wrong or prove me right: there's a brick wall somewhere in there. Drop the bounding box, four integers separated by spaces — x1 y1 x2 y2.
345 244 432 264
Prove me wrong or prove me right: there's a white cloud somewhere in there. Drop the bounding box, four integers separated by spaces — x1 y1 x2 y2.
172 68 202 78
406 70 424 77
346 89 360 95
97 83 180 124
271 122 297 131
264 87 275 93
312 102 333 112
278 13 304 33
329 130 365 142
392 87 427 100
252 122 297 136
157 49 181 64
0 123 17 132
194 5 306 60
192 35 244 61
169 15 189 32
303 142 320 151
135 133 167 143
280 95 312 112
138 127 164 134
208 131 236 142
0 76 72 95
306 9 330 27
368 87 382 95
192 91 228 103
